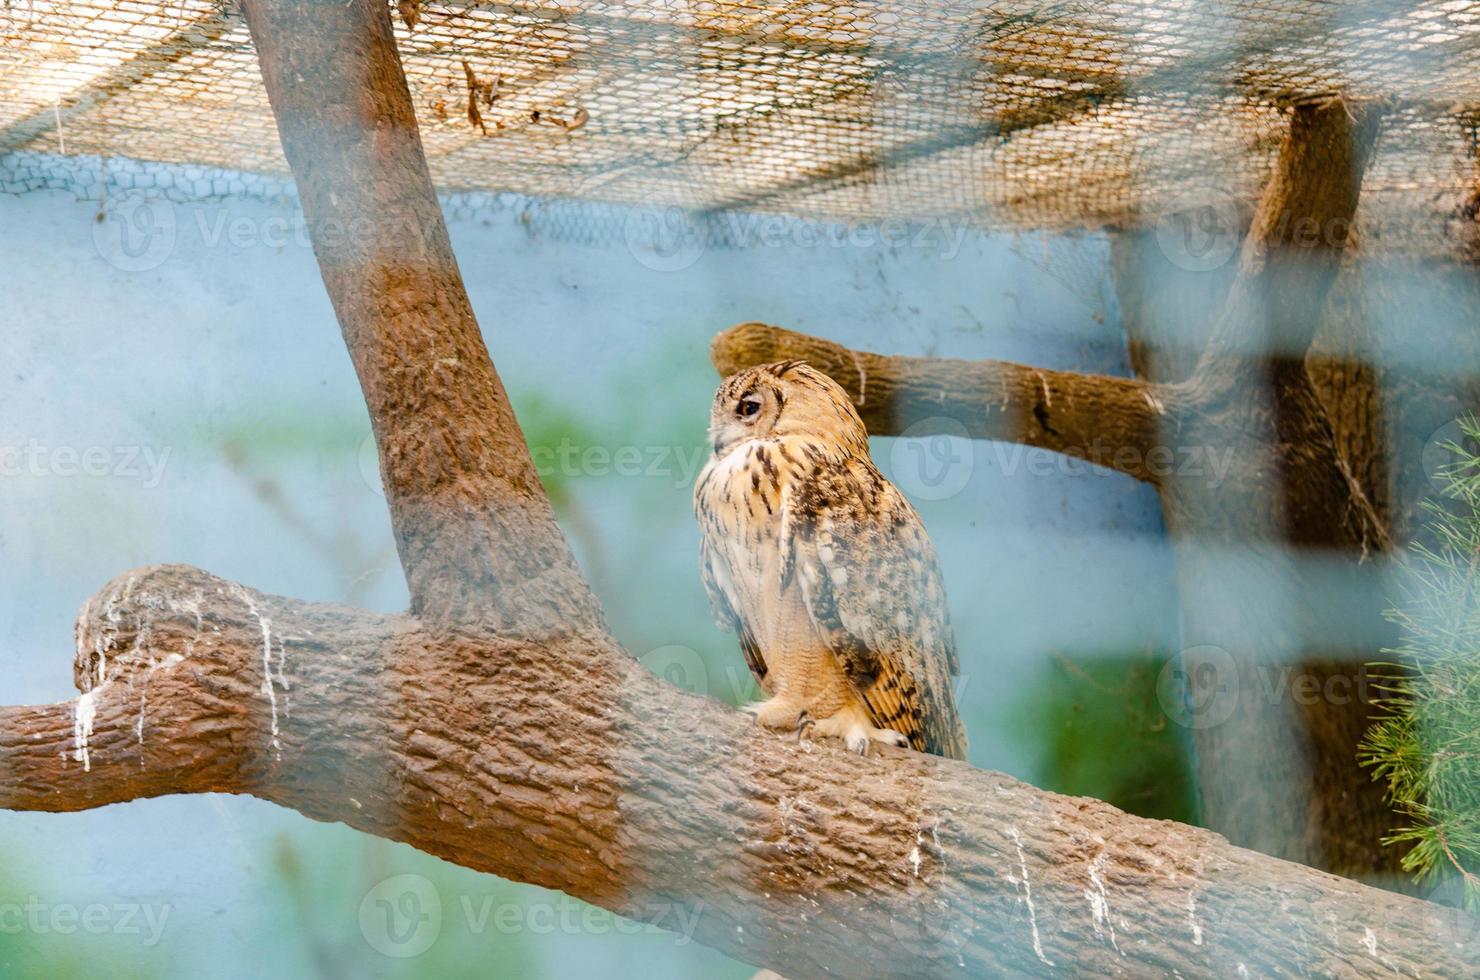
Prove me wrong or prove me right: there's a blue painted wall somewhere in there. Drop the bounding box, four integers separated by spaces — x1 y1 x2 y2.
0 159 1177 978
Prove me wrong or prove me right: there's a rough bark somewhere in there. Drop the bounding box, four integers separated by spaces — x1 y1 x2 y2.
1307 268 1390 530
5 564 1478 978
239 0 602 635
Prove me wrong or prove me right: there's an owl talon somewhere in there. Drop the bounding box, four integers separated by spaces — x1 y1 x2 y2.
794 711 814 743
745 698 806 732
879 728 909 749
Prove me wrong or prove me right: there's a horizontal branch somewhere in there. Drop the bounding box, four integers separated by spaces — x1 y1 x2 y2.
5 564 1476 977
712 322 1179 485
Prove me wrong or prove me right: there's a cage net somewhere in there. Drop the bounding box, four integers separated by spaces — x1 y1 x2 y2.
1 0 1479 258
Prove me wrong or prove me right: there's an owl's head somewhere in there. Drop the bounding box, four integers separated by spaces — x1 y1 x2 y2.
707 360 869 457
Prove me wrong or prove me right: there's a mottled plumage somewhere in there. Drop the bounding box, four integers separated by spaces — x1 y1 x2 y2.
694 360 968 759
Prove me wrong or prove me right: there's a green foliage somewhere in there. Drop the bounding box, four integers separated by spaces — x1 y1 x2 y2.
1011 650 1197 825
1361 418 1480 908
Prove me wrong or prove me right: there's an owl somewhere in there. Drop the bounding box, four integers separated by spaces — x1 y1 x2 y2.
694 360 968 760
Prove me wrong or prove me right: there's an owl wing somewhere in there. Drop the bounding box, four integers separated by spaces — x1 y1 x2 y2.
782 455 968 759
699 533 769 689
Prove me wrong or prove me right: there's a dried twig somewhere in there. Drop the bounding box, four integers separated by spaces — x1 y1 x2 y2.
462 60 486 135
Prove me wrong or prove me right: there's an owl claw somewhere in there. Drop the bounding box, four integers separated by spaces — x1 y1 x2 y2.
745 698 807 732
794 711 814 743
878 728 909 749
842 726 908 755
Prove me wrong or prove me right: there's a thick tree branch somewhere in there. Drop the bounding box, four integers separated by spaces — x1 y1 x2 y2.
4 564 1477 978
239 0 602 633
712 322 1178 486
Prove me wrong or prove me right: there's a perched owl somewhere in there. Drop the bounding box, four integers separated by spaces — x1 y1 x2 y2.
694 360 968 760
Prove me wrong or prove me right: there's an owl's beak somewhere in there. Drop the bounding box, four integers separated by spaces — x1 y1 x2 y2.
709 419 742 456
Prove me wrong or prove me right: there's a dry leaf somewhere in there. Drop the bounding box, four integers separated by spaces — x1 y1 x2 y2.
462 60 487 135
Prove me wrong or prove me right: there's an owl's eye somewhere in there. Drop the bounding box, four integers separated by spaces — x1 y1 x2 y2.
737 395 762 418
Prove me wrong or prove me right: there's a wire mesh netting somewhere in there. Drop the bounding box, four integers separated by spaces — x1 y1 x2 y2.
2 0 1479 256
